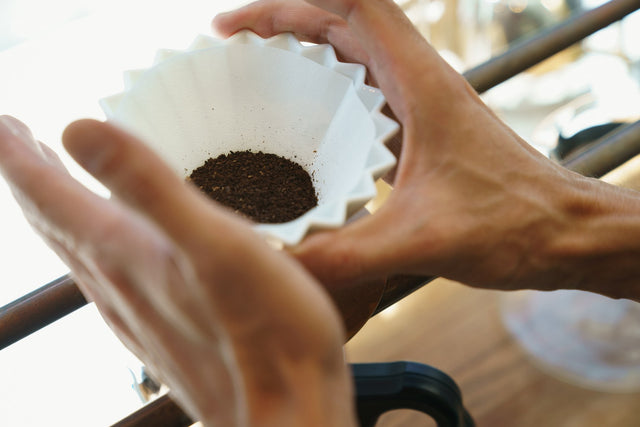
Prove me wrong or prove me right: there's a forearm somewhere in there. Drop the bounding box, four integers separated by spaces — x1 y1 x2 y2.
539 173 640 301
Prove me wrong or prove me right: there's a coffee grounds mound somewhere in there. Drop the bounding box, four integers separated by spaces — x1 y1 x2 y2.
188 151 318 224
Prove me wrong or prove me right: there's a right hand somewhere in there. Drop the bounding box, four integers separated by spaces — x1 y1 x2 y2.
214 0 588 293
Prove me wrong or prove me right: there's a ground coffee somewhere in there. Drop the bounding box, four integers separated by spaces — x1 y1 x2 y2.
188 150 318 223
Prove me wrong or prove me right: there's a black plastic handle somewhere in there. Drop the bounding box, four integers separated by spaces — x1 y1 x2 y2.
352 361 474 427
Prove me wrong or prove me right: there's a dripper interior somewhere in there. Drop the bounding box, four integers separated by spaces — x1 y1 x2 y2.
110 43 377 205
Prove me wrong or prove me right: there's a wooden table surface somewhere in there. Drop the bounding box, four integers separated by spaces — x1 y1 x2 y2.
343 154 640 427
344 279 640 427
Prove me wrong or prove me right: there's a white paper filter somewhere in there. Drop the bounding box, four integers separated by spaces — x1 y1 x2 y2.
100 31 398 246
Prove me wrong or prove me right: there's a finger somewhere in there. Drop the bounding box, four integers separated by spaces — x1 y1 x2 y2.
52 240 147 357
0 116 48 179
55 122 229 340
62 119 248 254
306 0 462 121
0 118 180 311
213 0 331 40
213 0 368 65
0 115 35 143
34 223 156 367
62 120 344 342
292 213 386 283
292 186 436 288
49 209 225 360
37 140 68 171
0 116 120 242
0 117 162 334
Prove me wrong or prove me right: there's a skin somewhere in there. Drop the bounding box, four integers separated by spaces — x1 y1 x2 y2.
0 116 355 426
2 0 640 425
215 0 640 301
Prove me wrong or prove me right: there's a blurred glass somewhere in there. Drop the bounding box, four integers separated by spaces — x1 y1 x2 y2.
501 5 640 389
502 291 640 392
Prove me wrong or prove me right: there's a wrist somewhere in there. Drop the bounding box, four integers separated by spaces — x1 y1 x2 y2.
539 172 640 300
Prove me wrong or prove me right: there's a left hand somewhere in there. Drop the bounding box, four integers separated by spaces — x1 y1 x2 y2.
0 116 356 427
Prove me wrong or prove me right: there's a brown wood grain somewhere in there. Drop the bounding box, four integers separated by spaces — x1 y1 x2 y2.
345 279 640 427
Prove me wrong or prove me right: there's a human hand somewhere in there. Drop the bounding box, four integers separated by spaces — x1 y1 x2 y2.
213 0 605 294
0 116 356 426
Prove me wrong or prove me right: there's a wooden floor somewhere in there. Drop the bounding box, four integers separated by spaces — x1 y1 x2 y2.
344 279 640 427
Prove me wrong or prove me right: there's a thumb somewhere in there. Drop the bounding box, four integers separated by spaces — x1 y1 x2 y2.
291 207 391 286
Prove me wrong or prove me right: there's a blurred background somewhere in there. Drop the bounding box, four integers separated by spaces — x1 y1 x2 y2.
0 0 639 425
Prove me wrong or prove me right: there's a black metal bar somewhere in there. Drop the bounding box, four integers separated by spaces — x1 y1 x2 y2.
0 274 87 349
562 120 640 178
111 395 193 427
463 0 640 94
